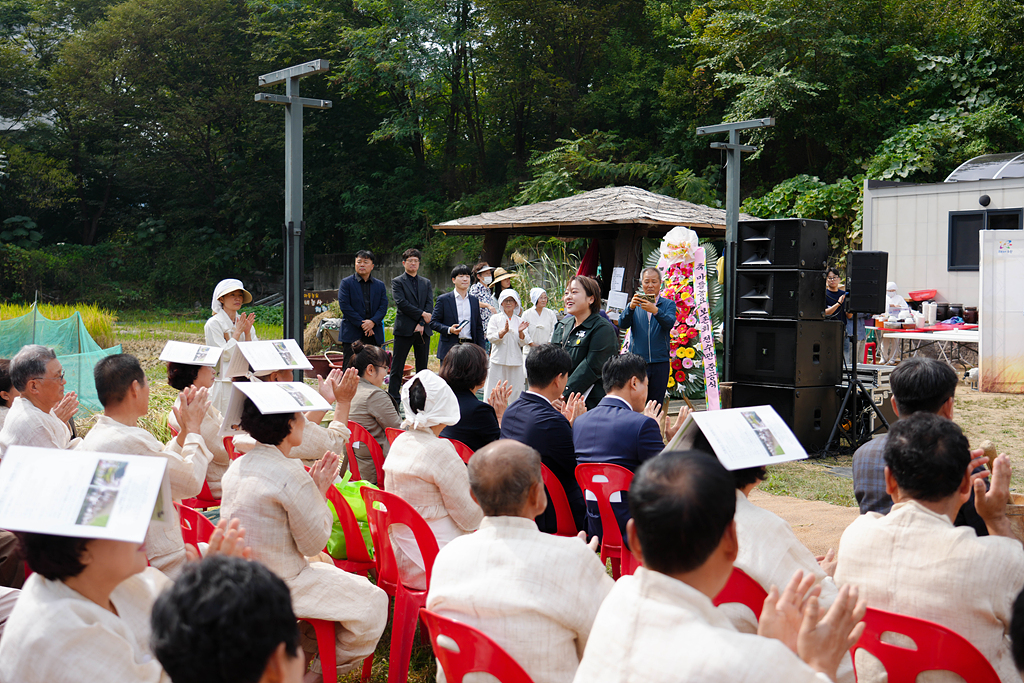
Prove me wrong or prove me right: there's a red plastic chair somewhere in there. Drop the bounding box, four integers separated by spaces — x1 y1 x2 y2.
619 548 643 576
540 464 578 538
348 421 386 487
445 438 474 464
224 436 240 460
175 503 217 556
385 427 404 446
167 424 222 509
360 488 440 683
298 618 373 683
712 567 768 622
324 485 376 577
863 341 878 365
850 607 1000 683
574 463 634 579
420 609 536 683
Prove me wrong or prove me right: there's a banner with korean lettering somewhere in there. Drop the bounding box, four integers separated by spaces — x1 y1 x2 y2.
692 247 720 410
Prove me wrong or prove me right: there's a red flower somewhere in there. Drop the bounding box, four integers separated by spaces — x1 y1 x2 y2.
671 358 683 370
675 371 686 382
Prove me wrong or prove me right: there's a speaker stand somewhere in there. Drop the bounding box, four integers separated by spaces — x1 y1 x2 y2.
822 332 890 454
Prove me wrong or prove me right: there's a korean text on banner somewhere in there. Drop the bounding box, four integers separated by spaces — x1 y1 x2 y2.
693 247 720 410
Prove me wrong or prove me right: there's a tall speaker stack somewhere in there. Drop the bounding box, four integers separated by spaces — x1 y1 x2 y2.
729 218 841 452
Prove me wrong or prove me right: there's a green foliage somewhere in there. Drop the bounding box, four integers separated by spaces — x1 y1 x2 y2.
1 216 43 248
243 305 283 327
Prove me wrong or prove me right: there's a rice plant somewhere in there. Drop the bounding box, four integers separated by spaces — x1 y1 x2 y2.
0 302 118 348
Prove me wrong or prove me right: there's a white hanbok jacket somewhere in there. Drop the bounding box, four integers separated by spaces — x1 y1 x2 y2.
0 396 80 458
0 568 172 683
523 306 558 350
78 416 212 580
204 310 259 414
486 312 531 366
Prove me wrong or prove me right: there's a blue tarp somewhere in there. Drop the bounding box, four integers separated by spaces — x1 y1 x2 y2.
0 305 121 415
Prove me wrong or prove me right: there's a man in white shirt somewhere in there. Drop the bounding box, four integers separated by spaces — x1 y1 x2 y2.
835 412 1024 683
431 264 484 361
0 345 80 457
77 353 213 579
575 449 866 683
427 439 613 683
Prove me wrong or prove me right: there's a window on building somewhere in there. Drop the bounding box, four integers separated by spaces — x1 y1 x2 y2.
948 208 1023 271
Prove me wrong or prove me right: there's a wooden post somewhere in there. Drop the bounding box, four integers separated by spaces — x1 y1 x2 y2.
481 231 509 268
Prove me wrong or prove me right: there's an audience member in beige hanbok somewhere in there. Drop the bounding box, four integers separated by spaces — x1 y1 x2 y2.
0 345 80 457
220 374 388 681
204 278 258 414
427 440 613 683
166 361 231 498
0 359 18 431
232 368 352 469
152 556 308 683
575 450 867 683
835 413 1024 683
384 370 483 590
0 520 250 683
77 354 213 580
345 341 400 486
723 465 854 683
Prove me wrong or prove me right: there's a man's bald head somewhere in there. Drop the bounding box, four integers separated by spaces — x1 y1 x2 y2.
468 440 542 517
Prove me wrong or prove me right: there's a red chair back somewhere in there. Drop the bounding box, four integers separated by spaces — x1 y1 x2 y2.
420 609 536 683
360 487 440 594
180 478 220 510
385 427 404 446
224 436 240 460
574 463 634 578
540 464 577 538
712 567 767 622
348 421 386 486
324 485 376 576
851 607 1000 683
445 438 474 464
175 503 217 555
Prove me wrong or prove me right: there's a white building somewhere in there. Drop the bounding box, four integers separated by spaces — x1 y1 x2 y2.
862 153 1024 307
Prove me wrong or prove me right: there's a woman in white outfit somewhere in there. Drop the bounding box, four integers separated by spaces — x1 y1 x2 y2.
383 371 483 590
522 287 557 354
204 278 258 414
484 289 530 403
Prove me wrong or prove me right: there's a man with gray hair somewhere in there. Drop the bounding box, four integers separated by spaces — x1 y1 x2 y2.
0 345 80 457
426 439 613 683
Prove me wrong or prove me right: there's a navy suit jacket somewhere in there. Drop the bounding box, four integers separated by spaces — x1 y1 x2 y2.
573 395 664 541
337 274 388 345
501 392 586 534
430 291 484 361
440 389 500 452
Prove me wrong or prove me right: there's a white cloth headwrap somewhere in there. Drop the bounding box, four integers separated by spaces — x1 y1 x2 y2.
886 281 898 293
530 287 546 307
400 369 461 432
498 288 522 316
211 278 248 315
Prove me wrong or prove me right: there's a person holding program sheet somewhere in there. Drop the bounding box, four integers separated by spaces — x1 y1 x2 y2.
204 278 258 414
0 345 80 457
78 354 213 580
220 387 388 679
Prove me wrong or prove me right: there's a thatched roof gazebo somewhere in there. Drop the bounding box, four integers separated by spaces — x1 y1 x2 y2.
434 185 744 295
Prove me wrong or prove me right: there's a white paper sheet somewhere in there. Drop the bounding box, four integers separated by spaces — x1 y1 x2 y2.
0 446 171 543
610 267 625 293
158 340 223 366
606 290 629 317
663 405 807 470
224 339 313 377
219 381 332 437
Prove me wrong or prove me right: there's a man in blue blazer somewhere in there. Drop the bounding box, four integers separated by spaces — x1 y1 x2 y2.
337 250 389 363
500 344 587 534
573 353 665 543
430 264 484 362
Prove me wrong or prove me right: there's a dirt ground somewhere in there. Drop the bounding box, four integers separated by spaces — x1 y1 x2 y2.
748 489 859 556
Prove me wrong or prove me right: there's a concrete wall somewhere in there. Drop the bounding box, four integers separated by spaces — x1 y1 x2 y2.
863 177 1024 307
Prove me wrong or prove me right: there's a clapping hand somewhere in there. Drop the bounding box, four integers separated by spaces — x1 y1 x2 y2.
759 570 820 654
643 400 662 420
665 406 692 441
500 318 510 339
488 380 512 423
184 518 252 562
232 312 256 340
560 392 587 425
53 392 79 422
518 320 529 338
173 386 210 442
310 450 341 497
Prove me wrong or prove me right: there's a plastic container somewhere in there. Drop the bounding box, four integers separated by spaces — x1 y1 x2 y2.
908 289 938 302
964 307 978 324
935 303 949 319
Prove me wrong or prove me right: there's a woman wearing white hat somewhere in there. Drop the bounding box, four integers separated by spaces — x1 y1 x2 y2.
484 289 531 403
522 287 557 354
204 279 258 414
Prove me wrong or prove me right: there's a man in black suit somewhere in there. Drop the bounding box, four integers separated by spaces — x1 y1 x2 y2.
337 249 388 365
430 264 484 362
500 344 588 534
389 248 434 400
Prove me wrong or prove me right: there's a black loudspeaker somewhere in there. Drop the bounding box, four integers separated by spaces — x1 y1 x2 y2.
731 383 840 453
733 319 842 386
846 250 888 314
735 270 825 319
737 219 829 270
